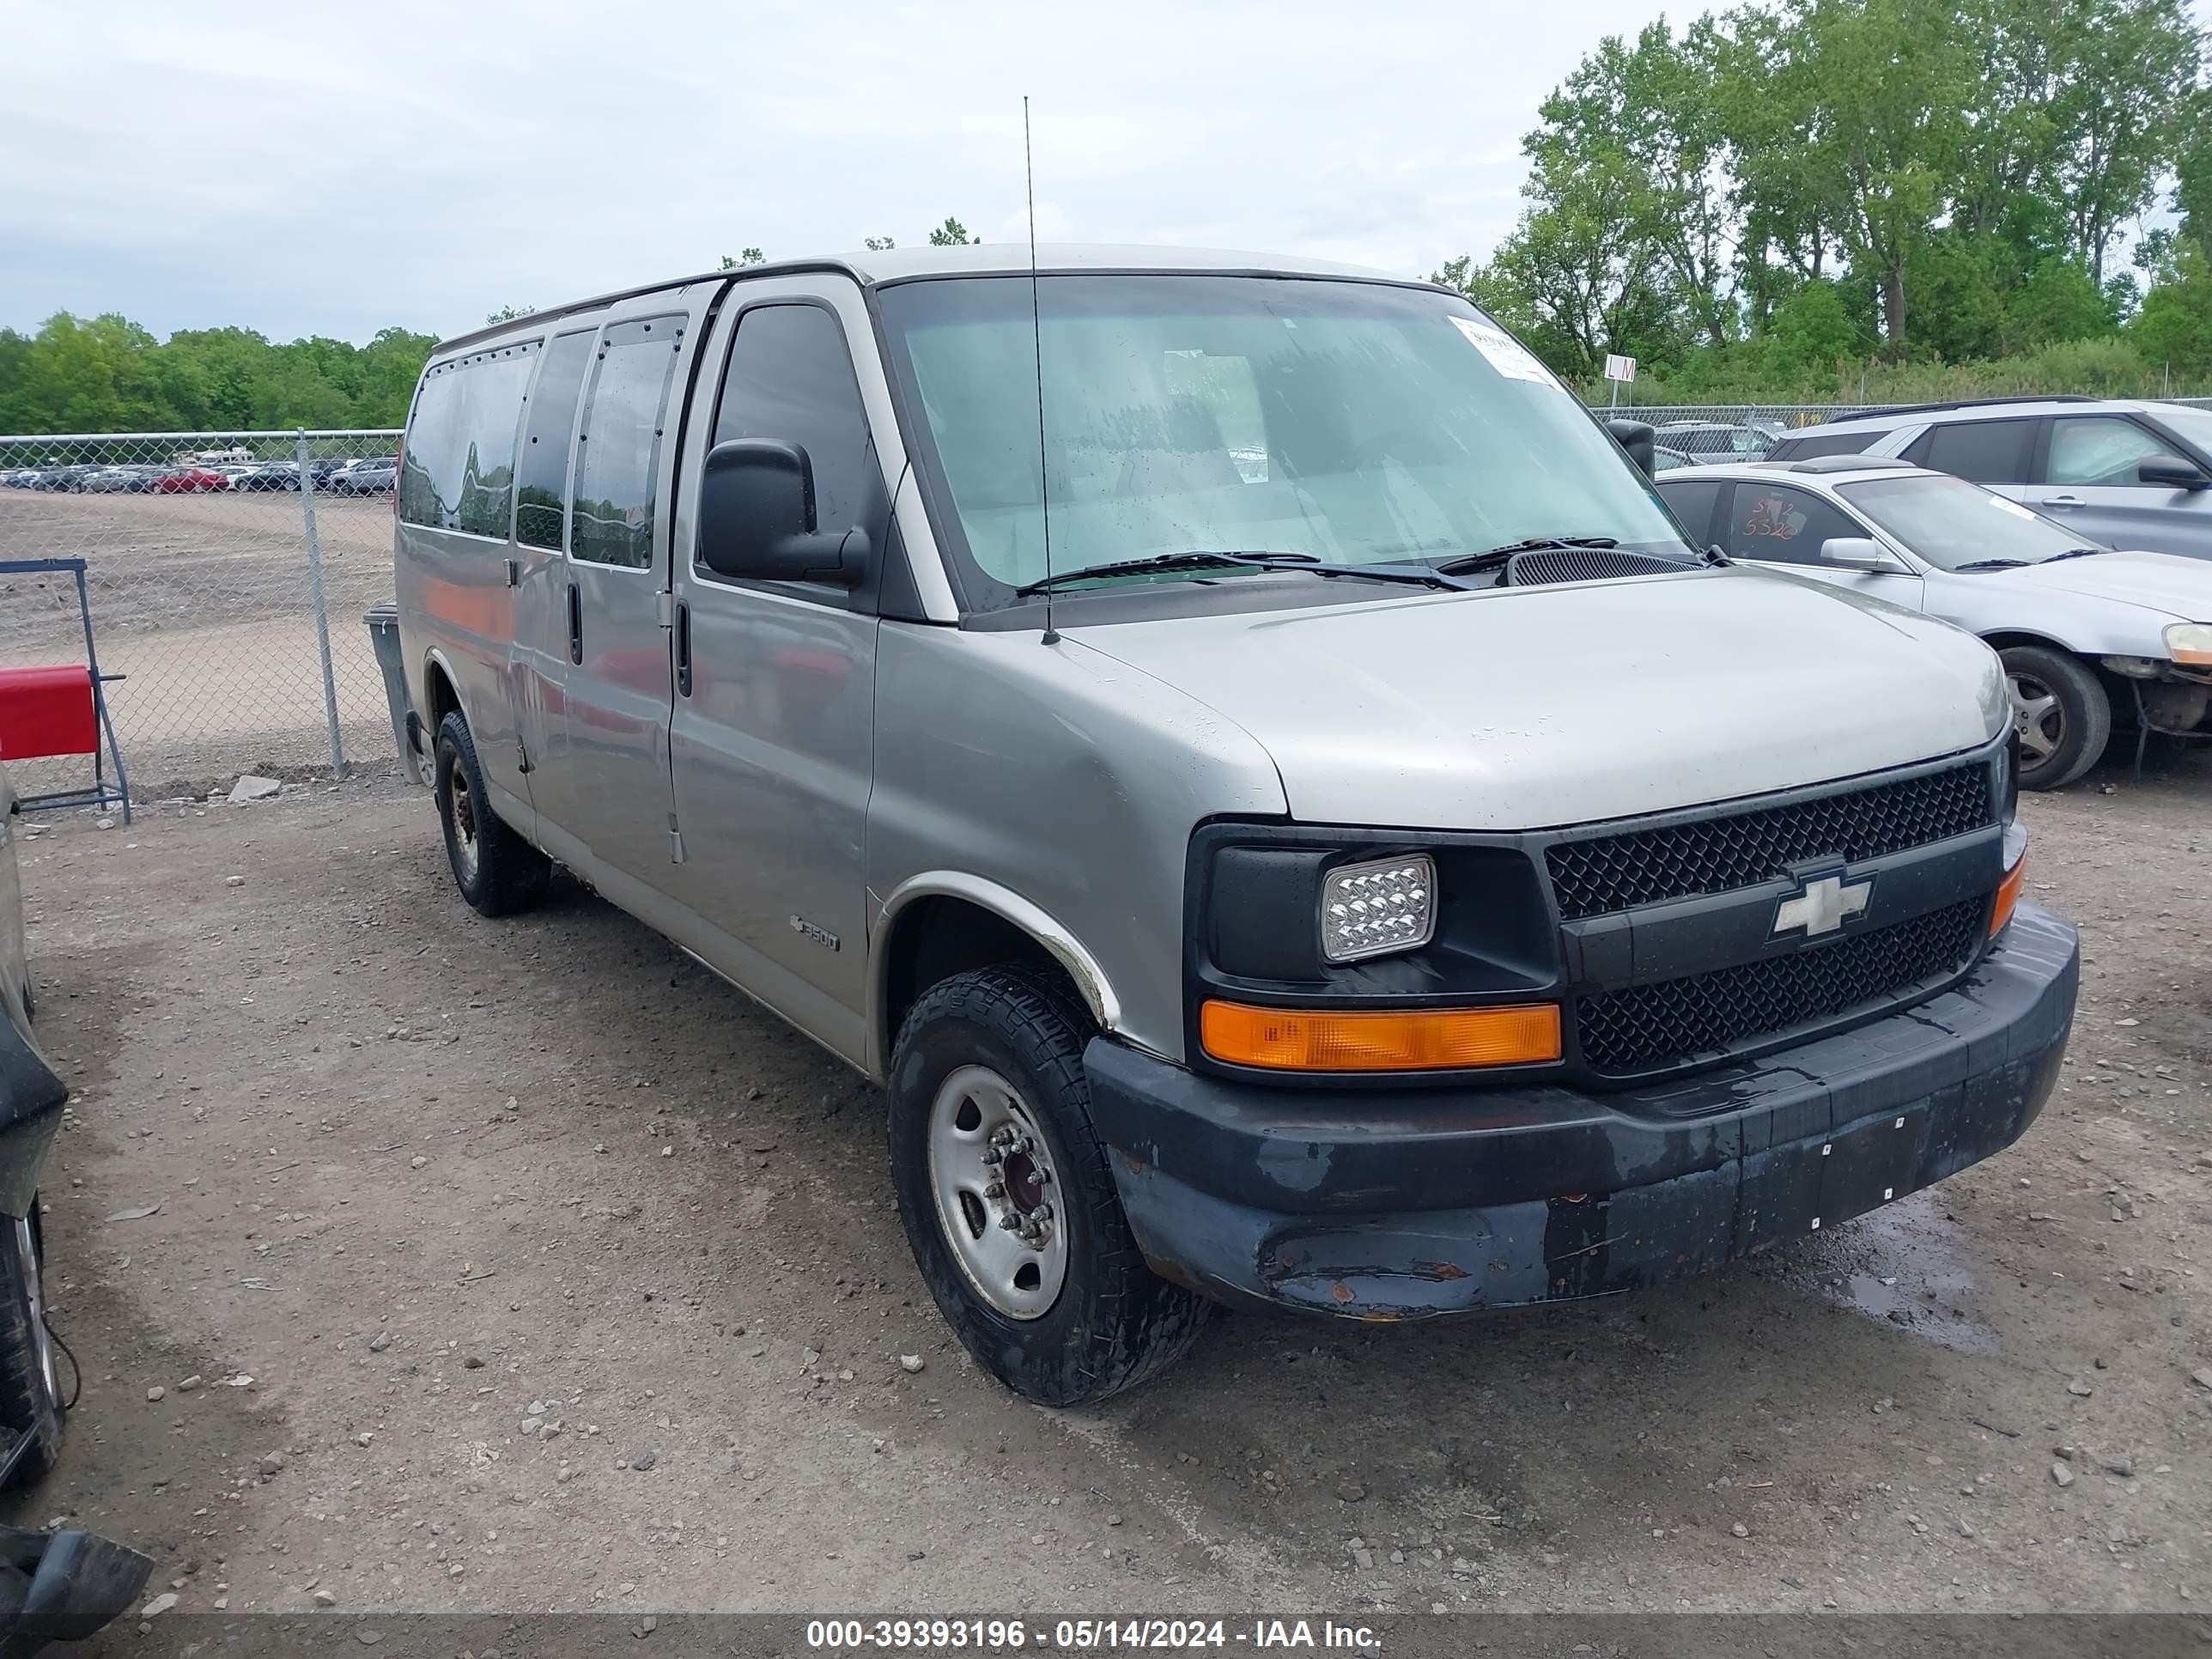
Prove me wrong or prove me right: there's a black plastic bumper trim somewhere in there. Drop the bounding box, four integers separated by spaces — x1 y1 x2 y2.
1086 902 2078 1319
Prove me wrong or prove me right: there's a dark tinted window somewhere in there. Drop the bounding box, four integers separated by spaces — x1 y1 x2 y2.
1908 418 2033 483
1771 428 1885 460
514 331 594 552
1720 483 1861 565
1655 477 1722 544
711 303 884 550
570 317 684 569
399 341 536 535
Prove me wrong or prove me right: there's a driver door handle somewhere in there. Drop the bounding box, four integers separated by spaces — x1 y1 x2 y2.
2044 493 2086 507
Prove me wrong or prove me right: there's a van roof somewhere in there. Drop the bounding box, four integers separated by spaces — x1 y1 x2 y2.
432 244 1419 355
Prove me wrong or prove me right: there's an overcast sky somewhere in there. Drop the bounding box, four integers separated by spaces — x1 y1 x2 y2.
3 0 1698 345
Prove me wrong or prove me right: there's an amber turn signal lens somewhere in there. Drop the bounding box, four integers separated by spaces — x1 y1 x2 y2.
1199 1000 1562 1072
1990 850 2027 937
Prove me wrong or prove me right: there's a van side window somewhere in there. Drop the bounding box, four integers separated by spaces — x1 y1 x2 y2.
514 331 596 551
399 342 537 535
711 305 884 558
570 318 684 569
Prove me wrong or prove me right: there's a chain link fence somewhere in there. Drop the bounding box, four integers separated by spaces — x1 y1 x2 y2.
7 401 2212 808
0 429 402 801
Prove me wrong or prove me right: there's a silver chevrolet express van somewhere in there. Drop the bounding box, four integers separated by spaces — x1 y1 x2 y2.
396 246 2079 1404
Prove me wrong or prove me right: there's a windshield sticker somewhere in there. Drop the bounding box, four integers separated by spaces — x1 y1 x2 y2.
1449 314 1556 386
1988 495 2036 520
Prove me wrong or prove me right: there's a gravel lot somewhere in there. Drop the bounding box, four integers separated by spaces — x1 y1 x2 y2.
0 489 398 794
5 746 2209 1621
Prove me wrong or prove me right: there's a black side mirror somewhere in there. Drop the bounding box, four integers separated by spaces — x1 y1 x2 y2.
696 439 867 586
2136 457 2211 491
1606 417 1657 477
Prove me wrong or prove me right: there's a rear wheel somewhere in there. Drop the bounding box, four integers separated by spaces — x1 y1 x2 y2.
2001 645 2111 790
0 1212 64 1488
433 711 549 917
889 966 1207 1406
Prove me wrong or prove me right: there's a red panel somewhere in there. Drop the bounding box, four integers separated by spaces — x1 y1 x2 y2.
0 666 98 760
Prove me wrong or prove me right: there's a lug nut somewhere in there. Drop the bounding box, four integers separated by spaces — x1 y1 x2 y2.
999 1212 1023 1232
983 1182 1005 1200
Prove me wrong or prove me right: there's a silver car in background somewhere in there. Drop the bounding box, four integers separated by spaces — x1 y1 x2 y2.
395 246 2078 1405
1765 396 2212 562
1658 457 2212 788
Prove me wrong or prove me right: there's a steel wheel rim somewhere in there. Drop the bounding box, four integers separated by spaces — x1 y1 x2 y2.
14 1218 58 1412
446 752 481 883
926 1065 1067 1321
2008 672 2064 766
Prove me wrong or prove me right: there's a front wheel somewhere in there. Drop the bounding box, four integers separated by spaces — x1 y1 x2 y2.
433 711 550 917
889 967 1207 1406
2001 645 2111 791
0 1212 64 1488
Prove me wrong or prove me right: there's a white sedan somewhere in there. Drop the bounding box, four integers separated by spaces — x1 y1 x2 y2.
1657 456 2212 788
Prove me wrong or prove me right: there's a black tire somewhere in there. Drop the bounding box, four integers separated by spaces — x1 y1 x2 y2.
433 710 549 917
889 966 1208 1406
0 1211 64 1488
2000 645 2111 791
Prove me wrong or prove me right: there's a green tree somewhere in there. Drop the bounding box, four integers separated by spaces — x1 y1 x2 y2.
718 248 765 270
864 235 896 251
2132 242 2212 378
1528 18 1739 346
927 216 975 246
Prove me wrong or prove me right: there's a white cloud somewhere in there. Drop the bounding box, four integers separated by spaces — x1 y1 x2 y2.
1 0 1681 342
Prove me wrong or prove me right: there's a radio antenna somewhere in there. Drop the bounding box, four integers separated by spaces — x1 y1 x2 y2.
1024 95 1059 646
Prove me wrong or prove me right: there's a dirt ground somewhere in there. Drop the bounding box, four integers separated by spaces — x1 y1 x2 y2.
5 742 2210 1622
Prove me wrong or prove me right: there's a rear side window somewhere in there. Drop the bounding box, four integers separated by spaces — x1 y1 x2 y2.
514 331 595 551
711 303 885 556
1719 483 1860 565
1908 419 2033 483
1773 428 1887 460
570 317 684 569
1655 477 1721 544
400 341 537 535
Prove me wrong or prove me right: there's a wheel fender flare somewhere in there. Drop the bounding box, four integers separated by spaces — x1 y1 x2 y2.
870 873 1122 1076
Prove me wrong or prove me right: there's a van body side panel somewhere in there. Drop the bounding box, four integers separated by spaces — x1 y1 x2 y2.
394 338 539 826
865 625 1289 1066
668 585 879 1059
509 327 600 839
556 297 716 885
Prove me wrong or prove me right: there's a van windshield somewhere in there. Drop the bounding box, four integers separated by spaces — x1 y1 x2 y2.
874 274 1692 611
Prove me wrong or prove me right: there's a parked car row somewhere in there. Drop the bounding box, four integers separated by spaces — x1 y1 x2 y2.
0 458 396 495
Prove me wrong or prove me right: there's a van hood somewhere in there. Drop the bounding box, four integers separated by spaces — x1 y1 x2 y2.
1999 550 2212 620
1068 568 2006 831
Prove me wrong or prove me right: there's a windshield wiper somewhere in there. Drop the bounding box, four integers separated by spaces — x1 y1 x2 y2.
1014 549 1475 596
1953 558 2031 572
2042 547 2112 563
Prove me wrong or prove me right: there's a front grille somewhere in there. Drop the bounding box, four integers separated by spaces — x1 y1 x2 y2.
1547 762 1993 921
1575 897 1985 1076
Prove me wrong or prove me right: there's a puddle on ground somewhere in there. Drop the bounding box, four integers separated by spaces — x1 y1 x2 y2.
1786 1194 2000 1354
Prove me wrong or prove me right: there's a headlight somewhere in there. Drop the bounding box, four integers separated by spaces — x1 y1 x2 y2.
1320 854 1436 963
2166 623 2212 665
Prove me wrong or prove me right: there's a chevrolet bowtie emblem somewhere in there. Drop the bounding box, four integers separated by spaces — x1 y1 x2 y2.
1772 872 1873 939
